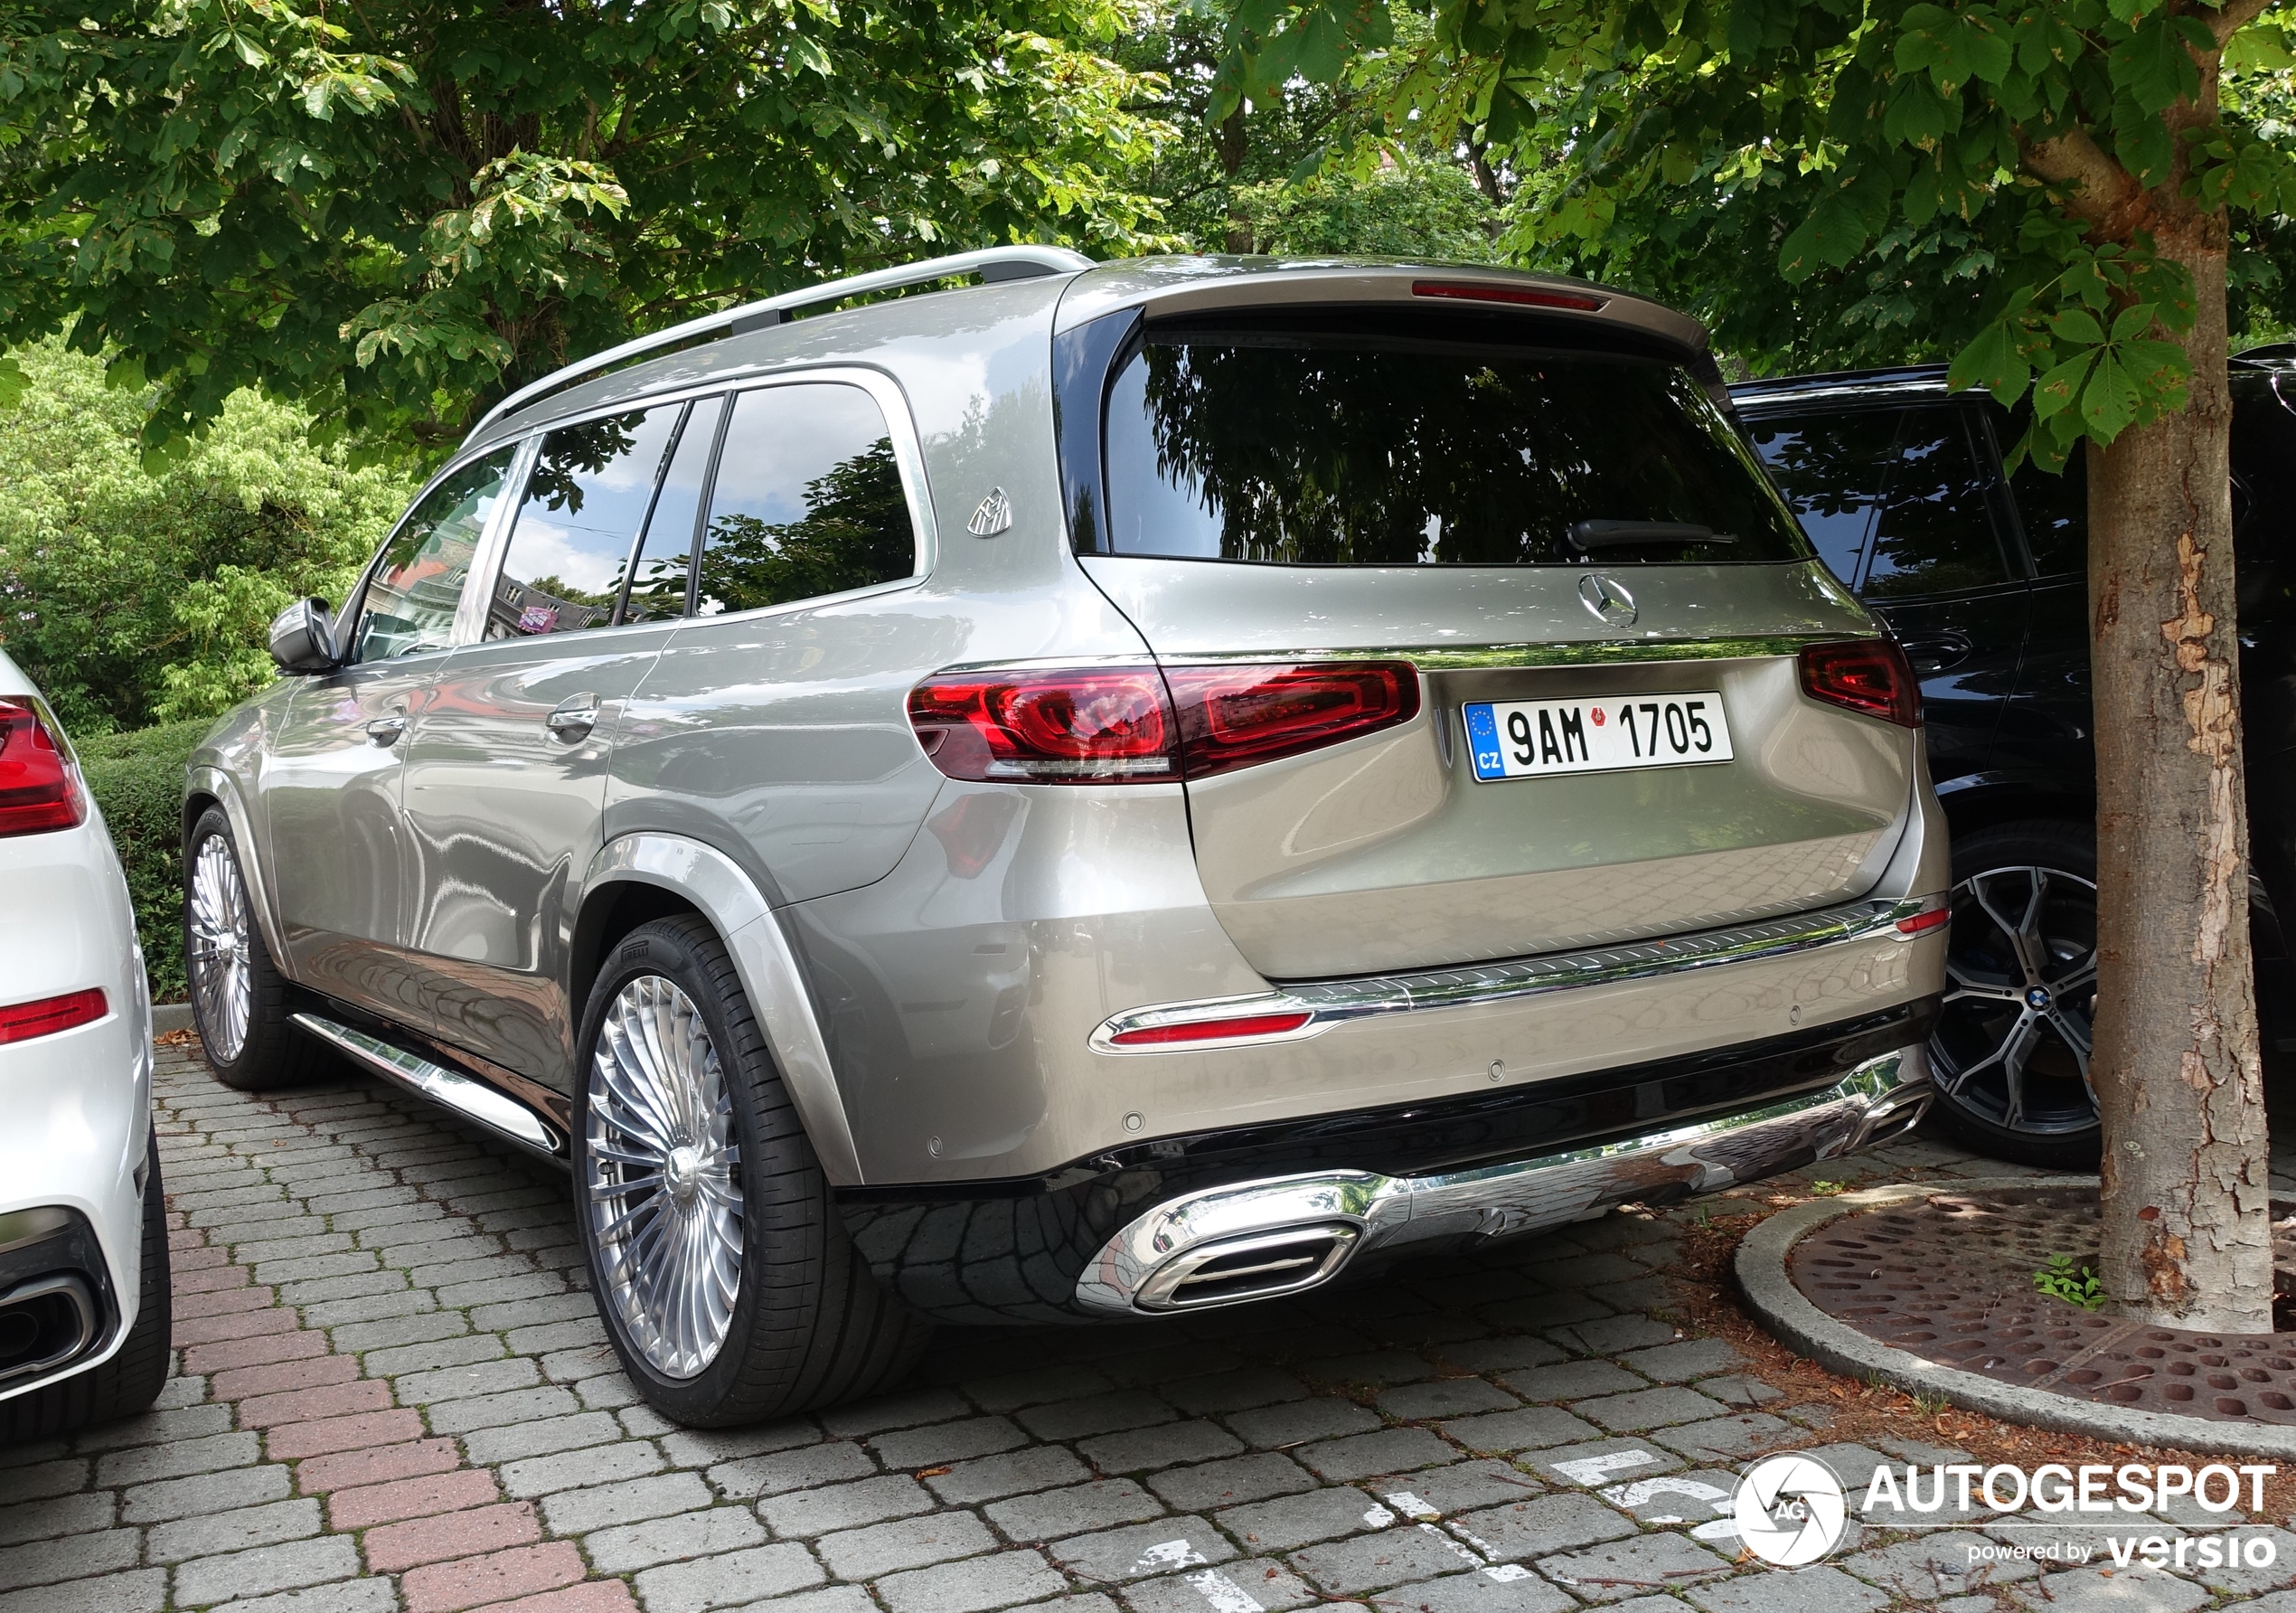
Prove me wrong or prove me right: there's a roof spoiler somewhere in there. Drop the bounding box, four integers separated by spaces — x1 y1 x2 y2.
472 245 1094 439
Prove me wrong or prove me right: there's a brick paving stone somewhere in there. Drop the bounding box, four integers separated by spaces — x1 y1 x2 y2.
463 1413 626 1467
1014 1391 1175 1442
984 1478 1165 1542
1162 1370 1310 1418
759 1475 932 1538
1652 1414 1798 1463
1125 1560 1324 1613
146 1496 325 1562
1043 1518 1237 1585
870 1414 1029 1470
1146 1451 1315 1513
296 1437 464 1494
174 1533 365 1606
816 1511 999 1580
1375 1379 1522 1420
708 1439 874 1501
925 1448 1096 1506
1381 1570 1579 1613
1289 1523 1480 1594
466 1584 638 1613
541 1473 713 1535
1535 1533 1735 1602
1686 1564 1892 1613
1613 1338 1747 1383
1573 1387 1734 1432
1497 1361 1646 1402
0 1490 111 1545
93 1429 264 1486
0 1528 141 1590
1446 1493 1636 1561
630 1543 823 1613
873 1549 1067 1613
1294 1427 1460 1480
581 1508 768 1575
654 1421 818 1470
269 1407 429 1458
223 1580 405 1613
1222 1398 1380 1448
1217 1486 1388 1552
328 1467 502 1529
1076 1420 1242 1475
240 1378 398 1429
426 1387 582 1435
499 1440 666 1500
0 1566 168 1613
212 1354 363 1401
401 1542 588 1613
363 1500 543 1571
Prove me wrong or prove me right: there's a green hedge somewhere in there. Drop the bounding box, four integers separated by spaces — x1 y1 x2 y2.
76 720 208 1004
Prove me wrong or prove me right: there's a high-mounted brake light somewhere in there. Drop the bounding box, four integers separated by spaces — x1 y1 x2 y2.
909 663 1420 784
0 987 107 1046
1106 1011 1314 1049
0 697 88 836
1412 280 1606 313
1798 640 1920 729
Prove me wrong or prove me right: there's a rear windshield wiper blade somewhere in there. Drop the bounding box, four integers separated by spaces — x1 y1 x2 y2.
1567 520 1736 552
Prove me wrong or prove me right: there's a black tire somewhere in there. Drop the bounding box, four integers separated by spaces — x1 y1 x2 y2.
572 915 930 1425
2 1131 172 1443
184 806 324 1091
1924 820 2103 1170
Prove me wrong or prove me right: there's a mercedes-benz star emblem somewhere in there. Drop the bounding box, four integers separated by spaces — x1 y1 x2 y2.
1578 572 1638 627
1732 1453 1849 1566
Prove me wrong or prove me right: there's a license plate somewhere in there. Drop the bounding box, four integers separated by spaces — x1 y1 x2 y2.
1463 693 1734 781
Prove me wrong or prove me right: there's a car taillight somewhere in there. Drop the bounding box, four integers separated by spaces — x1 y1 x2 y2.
0 987 107 1045
1163 662 1420 778
0 697 88 836
908 668 1178 783
909 662 1421 784
1798 640 1920 728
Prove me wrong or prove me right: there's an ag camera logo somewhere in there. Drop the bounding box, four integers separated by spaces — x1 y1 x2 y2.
1734 1454 1849 1566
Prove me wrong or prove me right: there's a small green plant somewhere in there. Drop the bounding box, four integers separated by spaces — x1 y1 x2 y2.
2035 1253 2107 1311
1809 1180 1846 1197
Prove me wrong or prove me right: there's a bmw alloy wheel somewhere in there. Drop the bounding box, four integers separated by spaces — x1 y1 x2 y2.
583 975 744 1380
186 835 253 1062
1932 863 2100 1140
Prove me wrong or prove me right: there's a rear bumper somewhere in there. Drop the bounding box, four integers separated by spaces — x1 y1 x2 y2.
837 998 1936 1325
1074 1041 1931 1315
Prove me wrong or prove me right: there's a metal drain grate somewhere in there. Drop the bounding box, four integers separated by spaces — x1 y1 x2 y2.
1786 1189 2296 1424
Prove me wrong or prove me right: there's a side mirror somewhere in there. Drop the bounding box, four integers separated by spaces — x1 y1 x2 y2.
268 598 340 674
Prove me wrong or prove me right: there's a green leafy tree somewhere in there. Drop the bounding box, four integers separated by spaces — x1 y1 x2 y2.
0 0 1171 455
0 342 410 733
1214 0 2295 1329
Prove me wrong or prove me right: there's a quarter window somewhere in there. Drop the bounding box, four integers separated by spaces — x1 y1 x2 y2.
1865 408 2014 597
353 448 514 664
692 384 919 616
493 408 682 637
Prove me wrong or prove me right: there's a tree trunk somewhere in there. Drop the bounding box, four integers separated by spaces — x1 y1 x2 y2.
2090 204 2273 1332
1217 108 1252 254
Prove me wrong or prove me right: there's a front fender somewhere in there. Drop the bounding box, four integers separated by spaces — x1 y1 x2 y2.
582 834 865 1185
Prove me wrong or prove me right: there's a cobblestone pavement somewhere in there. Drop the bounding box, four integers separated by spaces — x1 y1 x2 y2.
7 1039 2296 1613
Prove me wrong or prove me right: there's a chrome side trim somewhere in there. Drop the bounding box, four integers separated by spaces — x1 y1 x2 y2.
1091 896 1943 1053
292 1013 563 1160
1074 1043 1933 1314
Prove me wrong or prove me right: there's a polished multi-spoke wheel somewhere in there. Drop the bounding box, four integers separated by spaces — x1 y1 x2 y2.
584 976 743 1380
183 806 315 1091
1928 823 2103 1168
572 915 928 1425
187 834 253 1062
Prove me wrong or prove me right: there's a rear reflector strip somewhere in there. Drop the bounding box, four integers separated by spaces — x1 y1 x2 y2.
1895 906 1951 937
1106 1011 1314 1049
1412 280 1606 312
0 987 108 1046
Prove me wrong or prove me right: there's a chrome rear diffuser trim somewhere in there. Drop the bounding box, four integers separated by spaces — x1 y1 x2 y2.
292 1014 564 1161
1073 1043 1932 1314
1090 897 1940 1053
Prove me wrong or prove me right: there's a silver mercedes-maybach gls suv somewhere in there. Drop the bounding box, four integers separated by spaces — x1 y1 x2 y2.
184 249 1949 1424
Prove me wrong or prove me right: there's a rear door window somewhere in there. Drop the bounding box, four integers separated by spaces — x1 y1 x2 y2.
1743 410 1899 588
2006 437 2087 580
1865 407 2016 598
1099 326 1807 565
492 406 683 636
693 384 917 615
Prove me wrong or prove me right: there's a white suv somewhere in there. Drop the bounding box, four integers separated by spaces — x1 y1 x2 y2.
0 647 168 1439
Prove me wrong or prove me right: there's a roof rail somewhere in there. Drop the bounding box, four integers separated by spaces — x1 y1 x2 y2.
473 244 1095 438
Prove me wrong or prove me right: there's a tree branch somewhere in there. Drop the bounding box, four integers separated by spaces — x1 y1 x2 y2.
2022 126 2140 223
2207 0 2282 48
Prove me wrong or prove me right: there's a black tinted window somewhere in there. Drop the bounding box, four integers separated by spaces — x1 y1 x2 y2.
494 407 682 636
1101 334 1807 565
1867 408 2012 597
2008 436 2086 579
1744 410 1898 588
695 386 916 616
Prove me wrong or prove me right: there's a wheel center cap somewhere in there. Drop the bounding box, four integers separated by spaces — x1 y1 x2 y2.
2026 985 2053 1011
665 1145 705 1203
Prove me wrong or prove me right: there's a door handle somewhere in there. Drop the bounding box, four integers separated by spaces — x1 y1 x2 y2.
1896 634 1973 675
366 714 407 747
546 694 600 742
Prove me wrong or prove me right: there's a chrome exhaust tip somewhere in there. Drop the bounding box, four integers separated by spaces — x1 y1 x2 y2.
1135 1224 1361 1311
0 1272 99 1387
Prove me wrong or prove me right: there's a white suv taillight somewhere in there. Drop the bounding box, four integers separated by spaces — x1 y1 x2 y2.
908 663 1420 784
0 696 88 836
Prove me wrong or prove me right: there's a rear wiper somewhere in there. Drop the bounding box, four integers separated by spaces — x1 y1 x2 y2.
1567 520 1736 552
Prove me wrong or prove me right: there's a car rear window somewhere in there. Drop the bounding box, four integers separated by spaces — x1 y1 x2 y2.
1098 327 1808 566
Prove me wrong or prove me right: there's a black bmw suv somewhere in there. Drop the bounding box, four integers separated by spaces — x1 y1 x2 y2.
1733 356 2296 1166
